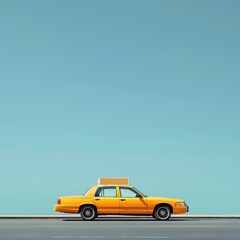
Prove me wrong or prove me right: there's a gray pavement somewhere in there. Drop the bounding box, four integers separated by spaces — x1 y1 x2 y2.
0 218 240 240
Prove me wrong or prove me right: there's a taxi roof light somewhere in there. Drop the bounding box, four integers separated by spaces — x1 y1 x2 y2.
98 178 129 186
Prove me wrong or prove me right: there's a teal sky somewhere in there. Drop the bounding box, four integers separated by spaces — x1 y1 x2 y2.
0 0 240 214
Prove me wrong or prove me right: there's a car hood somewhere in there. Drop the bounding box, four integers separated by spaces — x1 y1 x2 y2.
146 196 184 203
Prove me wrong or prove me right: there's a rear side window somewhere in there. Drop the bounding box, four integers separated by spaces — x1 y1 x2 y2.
95 187 116 197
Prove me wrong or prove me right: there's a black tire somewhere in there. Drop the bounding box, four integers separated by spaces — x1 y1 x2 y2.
154 205 171 220
81 206 97 221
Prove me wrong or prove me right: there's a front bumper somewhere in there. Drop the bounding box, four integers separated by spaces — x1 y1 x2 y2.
173 205 189 214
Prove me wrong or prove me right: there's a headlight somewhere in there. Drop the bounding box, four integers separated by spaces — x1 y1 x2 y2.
175 202 185 207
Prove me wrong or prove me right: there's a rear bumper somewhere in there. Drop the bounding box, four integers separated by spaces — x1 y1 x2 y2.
54 205 79 213
54 205 65 212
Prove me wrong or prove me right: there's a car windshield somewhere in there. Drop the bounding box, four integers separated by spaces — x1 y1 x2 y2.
133 187 147 197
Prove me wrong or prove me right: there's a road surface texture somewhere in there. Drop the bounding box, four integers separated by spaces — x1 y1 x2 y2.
1 217 240 240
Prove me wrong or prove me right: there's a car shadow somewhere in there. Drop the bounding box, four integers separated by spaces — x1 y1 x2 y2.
62 217 199 222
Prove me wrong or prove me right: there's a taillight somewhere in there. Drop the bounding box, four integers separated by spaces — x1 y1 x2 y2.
57 198 61 205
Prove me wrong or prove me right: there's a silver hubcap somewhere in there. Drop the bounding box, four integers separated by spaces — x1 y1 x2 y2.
83 208 94 219
160 210 167 217
85 210 91 216
157 207 170 219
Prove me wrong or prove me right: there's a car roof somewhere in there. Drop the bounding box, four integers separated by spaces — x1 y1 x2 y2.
96 185 133 187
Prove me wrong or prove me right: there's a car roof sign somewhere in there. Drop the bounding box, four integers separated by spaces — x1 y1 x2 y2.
98 178 129 185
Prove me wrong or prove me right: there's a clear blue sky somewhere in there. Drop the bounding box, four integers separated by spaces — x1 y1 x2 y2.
0 0 239 214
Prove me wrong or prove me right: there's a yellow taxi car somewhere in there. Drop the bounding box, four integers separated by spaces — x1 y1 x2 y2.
54 178 189 220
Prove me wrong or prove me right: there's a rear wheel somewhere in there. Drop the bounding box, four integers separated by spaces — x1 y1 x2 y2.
81 206 97 221
154 205 171 220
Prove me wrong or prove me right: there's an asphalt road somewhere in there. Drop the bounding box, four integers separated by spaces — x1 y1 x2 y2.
0 217 240 240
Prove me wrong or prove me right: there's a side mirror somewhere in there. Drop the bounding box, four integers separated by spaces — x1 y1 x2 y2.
136 194 143 198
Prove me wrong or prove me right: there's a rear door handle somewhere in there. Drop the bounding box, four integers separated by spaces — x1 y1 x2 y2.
121 199 126 201
95 198 100 201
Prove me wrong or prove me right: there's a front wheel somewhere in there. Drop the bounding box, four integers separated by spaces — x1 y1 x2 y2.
81 206 97 221
154 205 171 220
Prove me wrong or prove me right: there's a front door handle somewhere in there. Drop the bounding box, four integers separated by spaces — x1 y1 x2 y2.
95 198 100 201
121 199 126 201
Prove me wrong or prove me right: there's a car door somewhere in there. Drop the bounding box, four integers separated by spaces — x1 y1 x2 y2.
119 187 148 214
93 186 119 214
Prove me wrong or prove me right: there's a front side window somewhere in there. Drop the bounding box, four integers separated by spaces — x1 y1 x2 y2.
120 187 140 198
95 187 116 197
